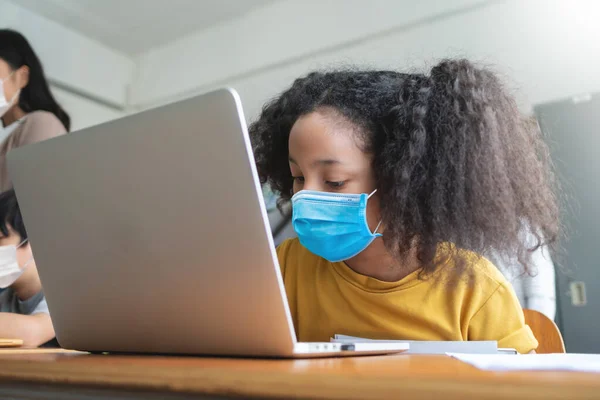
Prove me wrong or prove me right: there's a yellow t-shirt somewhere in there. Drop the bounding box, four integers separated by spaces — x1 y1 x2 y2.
277 238 538 354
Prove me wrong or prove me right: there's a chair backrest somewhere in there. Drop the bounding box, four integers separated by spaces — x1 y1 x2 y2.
523 308 566 353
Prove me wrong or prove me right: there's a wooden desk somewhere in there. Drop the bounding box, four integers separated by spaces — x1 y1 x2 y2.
0 350 598 400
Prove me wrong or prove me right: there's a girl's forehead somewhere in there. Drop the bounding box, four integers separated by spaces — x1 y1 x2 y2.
288 112 366 164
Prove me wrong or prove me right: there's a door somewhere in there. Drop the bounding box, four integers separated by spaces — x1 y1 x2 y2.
535 93 600 353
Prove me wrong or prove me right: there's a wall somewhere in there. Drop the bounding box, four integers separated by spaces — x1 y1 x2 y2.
3 0 599 128
131 0 600 119
0 0 135 129
51 87 125 131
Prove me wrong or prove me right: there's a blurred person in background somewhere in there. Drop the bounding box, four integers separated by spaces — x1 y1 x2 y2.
0 189 54 347
486 229 557 320
0 29 70 191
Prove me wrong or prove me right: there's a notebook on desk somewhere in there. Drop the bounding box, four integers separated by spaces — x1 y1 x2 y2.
332 335 517 354
449 353 600 372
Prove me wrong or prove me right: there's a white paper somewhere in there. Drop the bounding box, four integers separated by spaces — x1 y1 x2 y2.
332 335 499 354
448 353 600 372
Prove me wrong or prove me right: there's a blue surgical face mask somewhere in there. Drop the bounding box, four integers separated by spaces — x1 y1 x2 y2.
291 190 382 262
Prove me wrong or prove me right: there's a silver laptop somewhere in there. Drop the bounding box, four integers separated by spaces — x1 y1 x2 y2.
8 89 408 358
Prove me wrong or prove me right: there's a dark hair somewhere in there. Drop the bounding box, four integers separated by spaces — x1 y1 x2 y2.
0 29 70 131
0 189 27 241
250 59 560 277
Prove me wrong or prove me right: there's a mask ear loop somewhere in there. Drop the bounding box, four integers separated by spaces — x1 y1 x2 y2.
366 189 383 234
1 71 21 111
373 220 383 234
0 71 15 83
21 257 34 269
16 238 34 269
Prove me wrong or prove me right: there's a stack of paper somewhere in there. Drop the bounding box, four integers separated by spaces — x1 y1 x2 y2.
331 335 514 354
448 353 600 373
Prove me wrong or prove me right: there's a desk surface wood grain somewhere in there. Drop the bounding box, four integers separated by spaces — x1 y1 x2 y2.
0 350 598 400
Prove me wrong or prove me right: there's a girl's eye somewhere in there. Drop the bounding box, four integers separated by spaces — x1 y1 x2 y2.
326 181 345 188
292 176 305 183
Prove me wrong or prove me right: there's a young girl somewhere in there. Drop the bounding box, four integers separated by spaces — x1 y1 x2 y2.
249 59 559 354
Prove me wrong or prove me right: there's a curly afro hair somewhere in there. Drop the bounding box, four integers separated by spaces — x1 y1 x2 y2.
250 59 560 277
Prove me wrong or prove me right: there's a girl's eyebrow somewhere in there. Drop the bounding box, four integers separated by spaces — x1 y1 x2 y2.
289 157 342 167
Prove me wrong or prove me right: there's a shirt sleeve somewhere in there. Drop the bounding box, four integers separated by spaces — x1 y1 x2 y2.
468 282 539 354
30 297 50 315
15 112 66 148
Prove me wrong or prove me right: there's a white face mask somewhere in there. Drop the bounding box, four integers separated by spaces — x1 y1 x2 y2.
0 72 19 119
0 239 32 289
